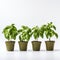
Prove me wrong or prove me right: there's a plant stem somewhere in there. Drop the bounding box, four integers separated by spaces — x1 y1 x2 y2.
49 38 51 41
36 38 38 41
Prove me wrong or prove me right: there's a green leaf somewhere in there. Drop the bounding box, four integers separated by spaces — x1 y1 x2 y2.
52 25 56 30
18 29 23 33
54 32 58 38
2 26 11 33
22 25 28 29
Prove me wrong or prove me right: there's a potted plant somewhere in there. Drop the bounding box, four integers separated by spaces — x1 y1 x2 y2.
2 24 18 51
44 22 58 51
31 26 44 51
18 25 32 51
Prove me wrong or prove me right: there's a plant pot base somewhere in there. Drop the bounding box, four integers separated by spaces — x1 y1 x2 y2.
18 41 28 51
45 41 55 51
5 41 15 51
32 41 41 51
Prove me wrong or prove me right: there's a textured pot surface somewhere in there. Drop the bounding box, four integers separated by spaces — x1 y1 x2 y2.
32 41 41 51
45 41 55 51
18 41 28 51
5 41 15 51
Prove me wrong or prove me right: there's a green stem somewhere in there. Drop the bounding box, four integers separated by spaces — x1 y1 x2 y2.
49 38 51 41
36 38 38 41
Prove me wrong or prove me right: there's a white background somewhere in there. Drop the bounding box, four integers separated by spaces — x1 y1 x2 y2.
0 0 60 51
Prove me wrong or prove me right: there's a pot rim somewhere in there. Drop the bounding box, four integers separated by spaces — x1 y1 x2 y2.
45 41 55 42
32 41 41 43
18 41 28 43
5 41 15 42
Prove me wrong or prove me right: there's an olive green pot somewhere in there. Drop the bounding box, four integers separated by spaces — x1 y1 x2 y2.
45 41 55 51
18 41 28 51
5 41 15 51
32 41 41 51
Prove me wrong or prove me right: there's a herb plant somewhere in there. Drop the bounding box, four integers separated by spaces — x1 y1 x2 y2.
39 25 47 38
18 25 32 41
32 26 44 41
2 24 18 41
32 26 40 40
44 22 58 41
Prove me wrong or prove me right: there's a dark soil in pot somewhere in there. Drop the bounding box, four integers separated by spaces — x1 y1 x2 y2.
32 41 41 51
45 41 55 51
5 41 15 51
18 41 28 51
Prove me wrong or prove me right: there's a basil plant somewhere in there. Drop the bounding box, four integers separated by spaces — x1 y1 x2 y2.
44 22 58 41
2 24 18 41
18 25 32 41
32 26 44 41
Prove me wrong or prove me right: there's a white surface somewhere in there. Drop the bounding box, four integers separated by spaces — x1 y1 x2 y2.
0 50 60 60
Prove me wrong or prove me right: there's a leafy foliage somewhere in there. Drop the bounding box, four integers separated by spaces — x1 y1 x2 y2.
2 24 18 40
32 26 40 40
40 25 46 38
18 25 32 41
44 22 58 41
32 26 45 40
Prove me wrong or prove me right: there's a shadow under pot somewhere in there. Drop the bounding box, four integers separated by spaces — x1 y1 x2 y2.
5 41 15 51
32 41 41 51
18 41 28 51
45 41 55 51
